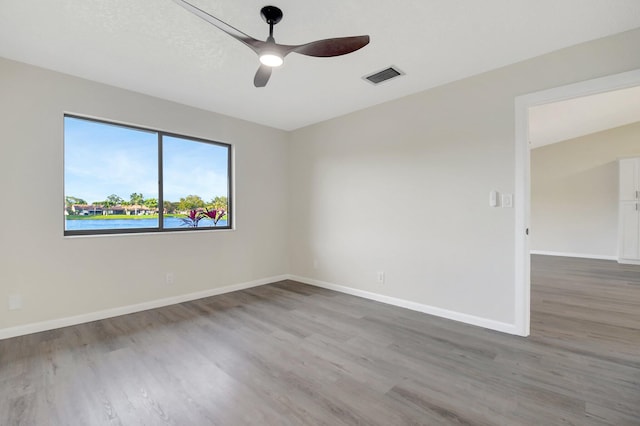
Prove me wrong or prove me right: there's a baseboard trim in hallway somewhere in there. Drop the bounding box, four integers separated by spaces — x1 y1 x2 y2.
530 250 617 261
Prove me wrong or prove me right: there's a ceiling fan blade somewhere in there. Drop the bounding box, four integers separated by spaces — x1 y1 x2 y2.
174 2 370 87
291 35 370 57
254 65 272 87
172 0 263 53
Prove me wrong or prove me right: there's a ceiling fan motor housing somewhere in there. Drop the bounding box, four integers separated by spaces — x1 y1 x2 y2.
261 6 283 25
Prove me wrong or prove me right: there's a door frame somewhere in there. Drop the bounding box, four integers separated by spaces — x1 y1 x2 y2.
514 68 640 337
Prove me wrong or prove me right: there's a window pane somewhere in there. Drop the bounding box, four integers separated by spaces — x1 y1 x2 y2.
64 117 159 232
162 135 230 229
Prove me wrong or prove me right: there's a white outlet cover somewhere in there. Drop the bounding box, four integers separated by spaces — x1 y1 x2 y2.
9 294 22 310
502 194 513 208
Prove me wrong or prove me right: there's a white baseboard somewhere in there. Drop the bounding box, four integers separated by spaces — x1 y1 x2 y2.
530 250 617 261
2 273 523 340
617 258 640 265
287 275 520 336
0 275 289 340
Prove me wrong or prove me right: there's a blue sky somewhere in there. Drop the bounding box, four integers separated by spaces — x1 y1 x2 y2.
64 117 229 204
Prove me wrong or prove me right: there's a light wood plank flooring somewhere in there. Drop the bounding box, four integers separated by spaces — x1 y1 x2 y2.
1 255 639 425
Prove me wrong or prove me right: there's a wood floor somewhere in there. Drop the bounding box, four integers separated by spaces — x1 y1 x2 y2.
1 255 639 425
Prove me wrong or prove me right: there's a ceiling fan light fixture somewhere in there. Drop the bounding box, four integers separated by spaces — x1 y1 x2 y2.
173 1 370 86
259 53 283 67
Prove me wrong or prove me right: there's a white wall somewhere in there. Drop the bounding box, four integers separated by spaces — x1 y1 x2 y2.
0 57 290 334
288 29 640 330
531 121 640 258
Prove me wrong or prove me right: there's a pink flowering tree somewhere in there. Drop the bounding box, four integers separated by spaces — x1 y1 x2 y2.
179 209 203 228
202 208 226 225
180 208 226 228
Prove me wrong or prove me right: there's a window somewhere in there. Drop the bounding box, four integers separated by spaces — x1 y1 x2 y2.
64 115 232 235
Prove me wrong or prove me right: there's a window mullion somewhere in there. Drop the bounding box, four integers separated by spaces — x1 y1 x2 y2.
158 133 164 230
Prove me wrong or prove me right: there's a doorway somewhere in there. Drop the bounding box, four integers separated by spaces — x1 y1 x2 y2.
514 68 640 336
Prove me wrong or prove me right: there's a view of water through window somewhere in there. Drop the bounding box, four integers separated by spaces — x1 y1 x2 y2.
64 116 231 234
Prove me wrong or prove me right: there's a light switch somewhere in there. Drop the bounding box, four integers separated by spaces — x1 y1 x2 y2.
489 190 498 207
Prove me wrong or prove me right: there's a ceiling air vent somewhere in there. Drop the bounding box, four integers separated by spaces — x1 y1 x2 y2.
363 66 404 85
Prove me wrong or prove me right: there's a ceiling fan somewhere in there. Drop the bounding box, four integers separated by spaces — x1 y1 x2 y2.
172 0 370 87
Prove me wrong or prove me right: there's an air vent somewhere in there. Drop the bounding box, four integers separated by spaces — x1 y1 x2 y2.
363 66 404 85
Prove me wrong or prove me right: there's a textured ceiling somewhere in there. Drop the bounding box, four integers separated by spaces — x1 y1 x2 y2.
1 1 640 130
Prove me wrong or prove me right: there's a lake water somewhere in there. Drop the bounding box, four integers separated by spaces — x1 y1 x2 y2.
65 217 228 231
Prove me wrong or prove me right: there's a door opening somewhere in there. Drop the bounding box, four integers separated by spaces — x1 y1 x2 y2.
514 69 640 336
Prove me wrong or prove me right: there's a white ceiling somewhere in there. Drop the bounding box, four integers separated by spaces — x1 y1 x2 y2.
529 85 640 148
1 1 640 131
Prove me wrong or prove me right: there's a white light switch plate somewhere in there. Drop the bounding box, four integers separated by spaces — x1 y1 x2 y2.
489 190 498 207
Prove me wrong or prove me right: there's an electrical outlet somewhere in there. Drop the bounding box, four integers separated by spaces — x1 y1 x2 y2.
377 271 385 284
502 193 513 208
165 273 175 285
9 294 22 310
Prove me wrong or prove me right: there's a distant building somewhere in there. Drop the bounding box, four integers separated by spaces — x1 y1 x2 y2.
71 204 103 215
107 205 126 215
70 204 157 216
